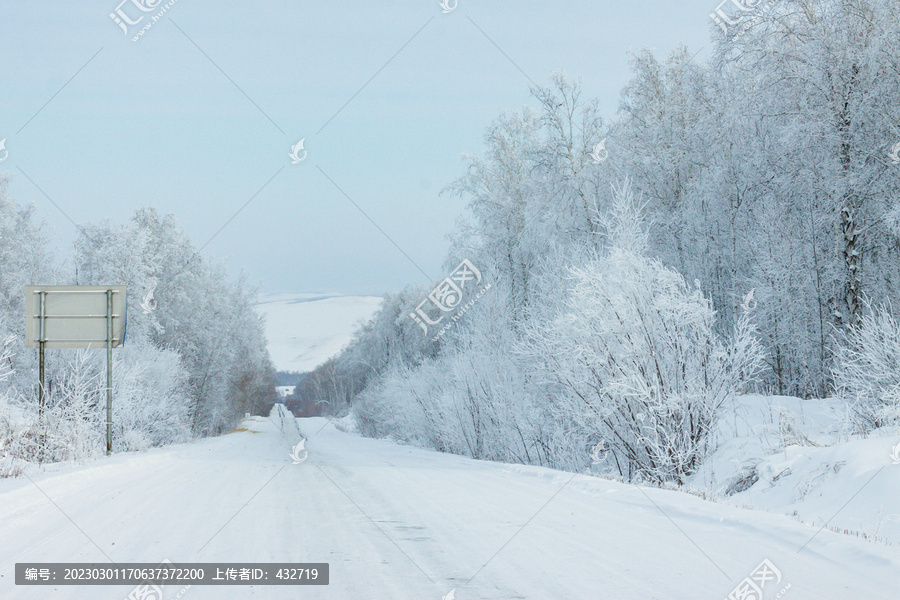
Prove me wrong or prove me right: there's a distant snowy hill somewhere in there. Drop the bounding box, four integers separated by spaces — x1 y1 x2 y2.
255 293 382 373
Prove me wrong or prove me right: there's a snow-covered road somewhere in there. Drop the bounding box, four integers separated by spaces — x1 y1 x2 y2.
1 414 896 599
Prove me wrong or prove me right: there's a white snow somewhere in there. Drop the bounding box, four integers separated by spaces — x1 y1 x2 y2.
691 394 900 546
275 386 295 398
254 293 381 372
0 407 897 599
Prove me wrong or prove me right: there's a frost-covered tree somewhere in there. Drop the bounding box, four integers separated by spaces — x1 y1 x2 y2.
0 179 275 467
0 177 59 397
316 0 900 483
834 301 900 432
713 0 900 393
354 260 551 466
522 181 763 483
74 210 276 438
112 345 191 450
615 46 715 277
296 285 440 417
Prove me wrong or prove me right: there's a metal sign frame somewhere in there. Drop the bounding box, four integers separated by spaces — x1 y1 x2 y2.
25 286 126 455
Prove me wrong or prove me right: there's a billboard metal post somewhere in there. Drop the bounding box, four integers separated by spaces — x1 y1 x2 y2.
38 290 46 459
106 289 113 456
25 286 126 458
38 290 46 422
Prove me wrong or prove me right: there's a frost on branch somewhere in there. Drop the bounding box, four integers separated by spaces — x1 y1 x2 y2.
523 183 764 484
834 301 900 432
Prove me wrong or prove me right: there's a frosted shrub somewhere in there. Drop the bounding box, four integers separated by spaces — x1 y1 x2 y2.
0 332 23 477
113 345 192 448
353 284 550 465
46 350 105 461
834 303 900 432
3 344 192 464
523 182 764 483
525 252 764 484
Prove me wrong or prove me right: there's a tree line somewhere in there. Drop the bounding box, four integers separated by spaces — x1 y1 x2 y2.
295 0 900 484
0 184 276 475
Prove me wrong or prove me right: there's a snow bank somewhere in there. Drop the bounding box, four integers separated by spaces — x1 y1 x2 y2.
690 394 900 544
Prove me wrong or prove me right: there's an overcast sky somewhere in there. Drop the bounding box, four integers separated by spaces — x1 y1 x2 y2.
1 1 716 296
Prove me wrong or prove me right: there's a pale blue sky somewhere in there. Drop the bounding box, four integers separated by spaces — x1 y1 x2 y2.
0 1 715 295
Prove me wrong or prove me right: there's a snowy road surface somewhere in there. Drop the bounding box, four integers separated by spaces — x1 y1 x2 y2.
0 415 897 599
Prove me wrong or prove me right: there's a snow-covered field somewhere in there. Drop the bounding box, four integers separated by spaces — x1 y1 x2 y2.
254 293 382 372
1 409 897 599
692 395 900 545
